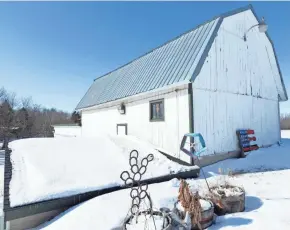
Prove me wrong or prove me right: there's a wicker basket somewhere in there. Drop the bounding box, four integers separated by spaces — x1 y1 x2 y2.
210 185 245 214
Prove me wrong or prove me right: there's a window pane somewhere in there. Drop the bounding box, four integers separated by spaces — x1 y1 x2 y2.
156 103 160 118
159 102 164 118
152 104 156 119
150 100 164 120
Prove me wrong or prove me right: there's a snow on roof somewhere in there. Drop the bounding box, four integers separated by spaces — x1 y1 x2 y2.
9 135 197 207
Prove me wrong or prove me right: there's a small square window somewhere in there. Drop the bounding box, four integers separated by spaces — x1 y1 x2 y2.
150 99 164 121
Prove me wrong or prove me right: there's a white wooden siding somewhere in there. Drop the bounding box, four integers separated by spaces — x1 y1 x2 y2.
82 87 191 162
193 10 281 155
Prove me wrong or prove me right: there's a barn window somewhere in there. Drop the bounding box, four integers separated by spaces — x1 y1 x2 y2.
150 99 164 121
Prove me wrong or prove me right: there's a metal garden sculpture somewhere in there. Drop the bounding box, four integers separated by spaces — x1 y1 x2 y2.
120 150 154 215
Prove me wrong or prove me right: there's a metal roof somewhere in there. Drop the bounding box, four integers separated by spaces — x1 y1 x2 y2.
76 4 287 110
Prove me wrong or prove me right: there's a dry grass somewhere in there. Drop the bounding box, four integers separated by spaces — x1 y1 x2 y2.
178 179 202 230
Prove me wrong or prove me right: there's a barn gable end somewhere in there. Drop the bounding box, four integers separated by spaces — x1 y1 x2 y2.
193 8 284 156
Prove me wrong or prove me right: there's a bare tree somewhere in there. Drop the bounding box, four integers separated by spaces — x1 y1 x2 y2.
0 87 74 148
0 87 6 99
0 90 19 149
71 111 81 126
20 96 33 109
281 113 290 130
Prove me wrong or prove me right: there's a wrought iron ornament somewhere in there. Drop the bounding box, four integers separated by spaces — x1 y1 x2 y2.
120 150 154 215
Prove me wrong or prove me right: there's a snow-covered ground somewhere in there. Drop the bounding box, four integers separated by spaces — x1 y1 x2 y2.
281 129 290 139
35 132 290 230
9 135 197 207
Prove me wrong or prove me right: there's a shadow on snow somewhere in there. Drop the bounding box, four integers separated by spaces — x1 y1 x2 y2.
244 196 263 212
198 138 290 179
209 216 253 229
208 196 262 229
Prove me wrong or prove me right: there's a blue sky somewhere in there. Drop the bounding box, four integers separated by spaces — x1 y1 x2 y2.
0 1 290 113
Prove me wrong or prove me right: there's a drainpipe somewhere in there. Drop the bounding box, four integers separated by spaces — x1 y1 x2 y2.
278 95 282 143
188 83 194 165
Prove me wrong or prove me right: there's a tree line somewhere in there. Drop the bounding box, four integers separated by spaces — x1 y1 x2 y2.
0 87 81 149
280 113 290 130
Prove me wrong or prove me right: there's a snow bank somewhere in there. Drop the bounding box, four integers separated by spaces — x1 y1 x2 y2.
36 136 290 230
9 135 196 207
281 130 290 139
201 138 290 177
36 179 180 230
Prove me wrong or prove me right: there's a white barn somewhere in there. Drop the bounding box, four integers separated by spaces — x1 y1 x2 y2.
76 5 287 164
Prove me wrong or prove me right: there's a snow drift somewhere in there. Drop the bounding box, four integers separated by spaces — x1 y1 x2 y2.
9 135 197 207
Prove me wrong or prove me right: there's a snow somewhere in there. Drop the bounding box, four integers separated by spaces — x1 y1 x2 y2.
176 198 212 212
53 125 81 138
126 215 165 230
9 135 197 207
211 185 244 198
200 199 212 211
281 129 290 138
208 170 290 230
36 180 181 230
199 139 290 177
35 134 290 230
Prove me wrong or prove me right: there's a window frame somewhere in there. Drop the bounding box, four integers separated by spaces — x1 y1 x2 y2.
116 123 128 135
149 99 165 122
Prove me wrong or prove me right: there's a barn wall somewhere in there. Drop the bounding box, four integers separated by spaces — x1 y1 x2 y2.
81 87 191 162
53 126 82 137
193 10 281 156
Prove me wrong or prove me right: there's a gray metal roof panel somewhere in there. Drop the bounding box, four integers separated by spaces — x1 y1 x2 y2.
76 18 220 110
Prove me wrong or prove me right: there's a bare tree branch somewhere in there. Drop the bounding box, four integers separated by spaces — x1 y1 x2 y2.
21 96 33 109
0 87 6 100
